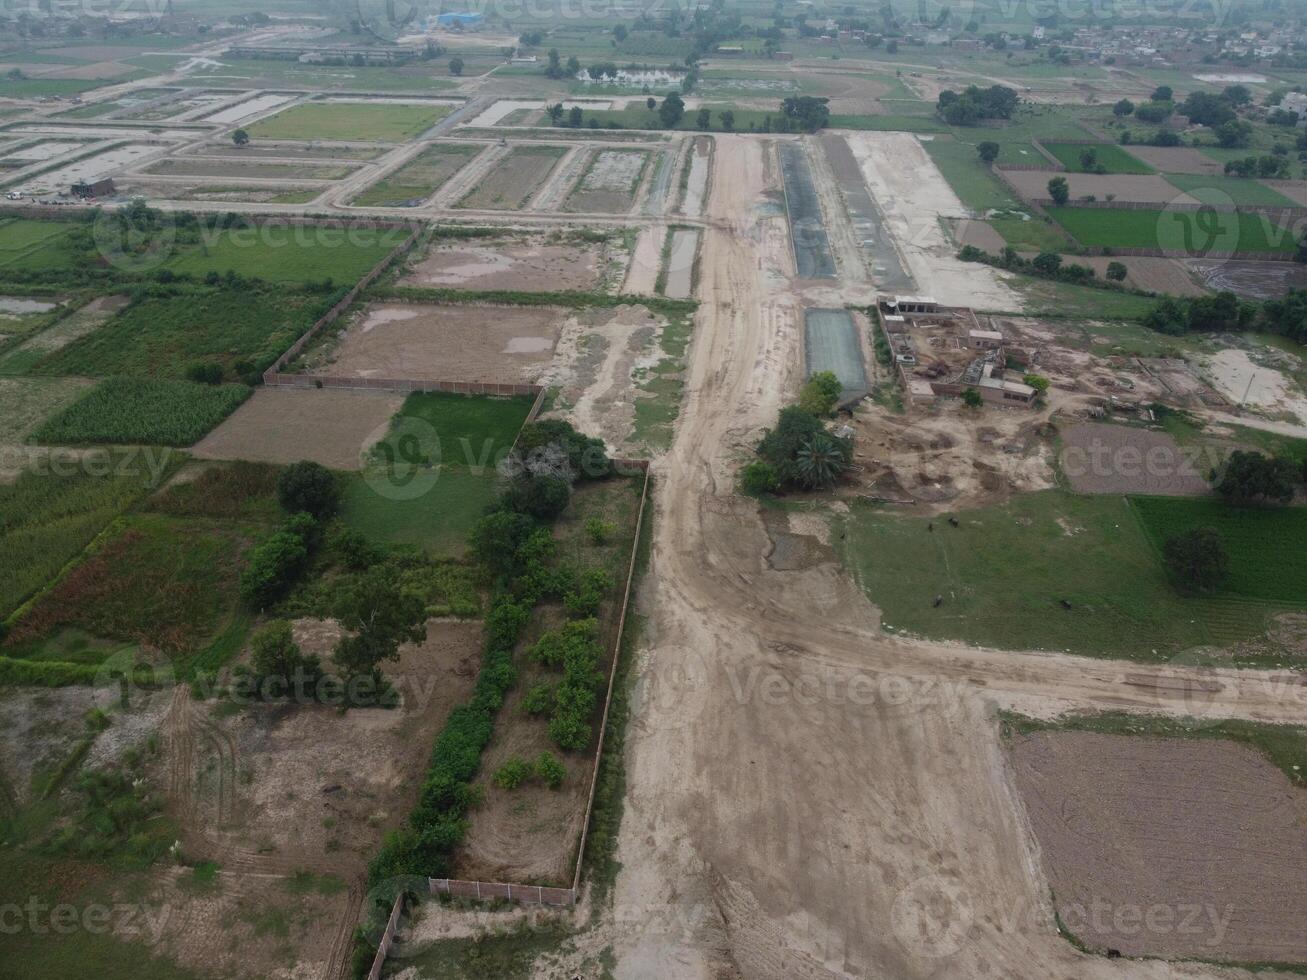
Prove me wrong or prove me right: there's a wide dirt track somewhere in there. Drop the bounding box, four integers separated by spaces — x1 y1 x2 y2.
602 133 1307 980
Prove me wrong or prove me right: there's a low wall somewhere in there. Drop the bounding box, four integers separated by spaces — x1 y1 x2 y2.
366 894 405 980
430 878 576 907
263 374 543 396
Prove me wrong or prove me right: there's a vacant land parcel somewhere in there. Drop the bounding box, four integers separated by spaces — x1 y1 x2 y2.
301 302 563 385
351 143 481 207
1046 207 1298 253
456 145 568 210
401 236 611 292
566 149 648 212
247 100 454 141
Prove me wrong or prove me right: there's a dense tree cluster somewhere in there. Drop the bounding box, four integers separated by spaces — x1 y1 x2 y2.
936 84 1019 125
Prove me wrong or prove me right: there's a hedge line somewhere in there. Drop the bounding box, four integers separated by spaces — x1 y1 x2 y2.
376 285 698 317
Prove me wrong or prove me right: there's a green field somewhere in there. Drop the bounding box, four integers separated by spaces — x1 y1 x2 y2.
161 226 403 284
1045 206 1299 253
350 143 480 207
1003 277 1162 321
1040 141 1155 174
0 218 84 274
247 101 454 141
1132 496 1307 603
367 390 535 470
1163 173 1298 207
0 465 165 620
29 289 328 379
341 467 504 557
987 214 1073 252
923 137 1024 211
837 490 1290 659
33 378 251 446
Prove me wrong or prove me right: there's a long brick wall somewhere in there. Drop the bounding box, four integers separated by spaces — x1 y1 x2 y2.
430 878 576 907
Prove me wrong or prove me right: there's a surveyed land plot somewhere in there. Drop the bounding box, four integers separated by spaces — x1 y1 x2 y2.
350 143 481 207
247 100 454 142
565 149 648 212
1046 206 1299 253
455 145 568 210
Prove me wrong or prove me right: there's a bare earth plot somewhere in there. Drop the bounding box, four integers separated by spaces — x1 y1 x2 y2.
1059 423 1211 495
350 142 481 207
401 238 609 292
303 303 563 385
1010 730 1307 963
191 387 405 470
1121 145 1227 175
455 144 568 210
845 132 1018 309
565 149 648 212
1072 256 1209 297
1002 170 1193 205
143 158 356 180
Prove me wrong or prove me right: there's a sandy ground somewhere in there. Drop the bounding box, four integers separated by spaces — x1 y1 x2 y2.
401 239 608 292
307 302 563 385
844 132 1019 309
1265 181 1307 208
1073 256 1209 297
192 387 404 470
623 225 666 296
554 132 1307 980
1002 170 1193 205
1010 730 1307 962
1202 349 1307 425
1060 422 1212 495
1121 146 1227 176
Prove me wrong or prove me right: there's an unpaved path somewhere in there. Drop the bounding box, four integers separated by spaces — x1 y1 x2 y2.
599 133 1306 980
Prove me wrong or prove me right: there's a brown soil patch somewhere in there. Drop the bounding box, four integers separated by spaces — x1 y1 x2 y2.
1263 180 1307 208
178 618 482 879
1120 145 1227 175
455 144 567 210
401 239 607 292
1059 422 1211 495
1010 729 1307 963
192 387 404 471
305 302 564 386
952 217 1005 252
1003 169 1192 204
1072 255 1208 297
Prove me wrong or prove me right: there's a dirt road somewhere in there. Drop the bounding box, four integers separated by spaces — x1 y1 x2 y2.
602 134 1304 980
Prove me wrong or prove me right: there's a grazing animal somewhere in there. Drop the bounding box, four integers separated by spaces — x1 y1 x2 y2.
947 516 959 528
1060 599 1073 610
932 594 943 608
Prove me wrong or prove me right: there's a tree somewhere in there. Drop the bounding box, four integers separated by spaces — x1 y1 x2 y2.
1151 85 1173 101
232 128 250 147
545 48 564 79
246 619 324 698
658 91 686 128
1032 251 1062 275
798 370 843 417
1133 101 1173 123
756 406 851 489
1215 451 1297 504
1215 120 1252 148
719 109 735 131
781 95 831 132
977 140 1000 164
646 96 657 110
1022 373 1050 393
277 461 338 520
1179 91 1236 127
503 473 572 520
1112 98 1134 117
1163 527 1229 592
740 460 779 496
547 102 564 124
469 511 538 577
332 567 428 680
794 434 848 489
886 39 898 53
1106 261 1128 282
449 57 464 76
566 55 581 74
568 105 583 127
1047 176 1069 205
962 388 983 408
613 24 628 42
695 107 711 129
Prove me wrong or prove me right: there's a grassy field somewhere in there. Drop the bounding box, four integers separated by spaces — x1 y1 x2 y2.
6 512 254 657
350 143 480 207
0 466 165 620
988 214 1073 252
923 137 1024 212
247 101 453 141
0 218 84 275
1132 496 1307 604
1041 142 1155 174
33 378 251 447
30 289 328 379
1045 206 1300 253
0 377 91 443
837 490 1287 659
1163 173 1298 207
368 391 534 470
161 225 403 284
340 467 503 556
990 276 1160 320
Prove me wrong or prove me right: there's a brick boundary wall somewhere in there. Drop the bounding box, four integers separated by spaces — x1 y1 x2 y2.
1024 195 1307 221
365 893 405 980
262 374 544 396
429 879 576 907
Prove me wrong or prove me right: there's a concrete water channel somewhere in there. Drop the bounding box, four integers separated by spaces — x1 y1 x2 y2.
803 308 869 400
778 141 836 279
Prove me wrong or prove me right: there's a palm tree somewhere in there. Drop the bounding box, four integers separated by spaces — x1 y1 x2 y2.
795 435 847 489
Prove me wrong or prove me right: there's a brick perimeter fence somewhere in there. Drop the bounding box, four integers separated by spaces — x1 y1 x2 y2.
366 893 405 980
430 879 576 906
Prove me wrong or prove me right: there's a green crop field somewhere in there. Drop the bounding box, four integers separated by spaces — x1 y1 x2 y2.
248 101 454 141
1163 173 1298 207
367 391 535 470
29 289 328 379
1132 496 1307 604
341 467 503 556
33 378 251 446
0 218 84 274
161 226 403 284
0 465 166 620
1045 206 1299 253
1040 142 1155 174
837 490 1287 659
923 138 1024 211
350 143 480 207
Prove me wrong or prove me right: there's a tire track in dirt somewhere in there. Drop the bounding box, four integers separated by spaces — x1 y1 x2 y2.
324 879 366 980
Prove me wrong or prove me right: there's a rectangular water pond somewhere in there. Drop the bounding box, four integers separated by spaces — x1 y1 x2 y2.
804 308 867 399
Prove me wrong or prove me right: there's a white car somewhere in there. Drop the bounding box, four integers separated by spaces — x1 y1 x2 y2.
4 192 20 200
